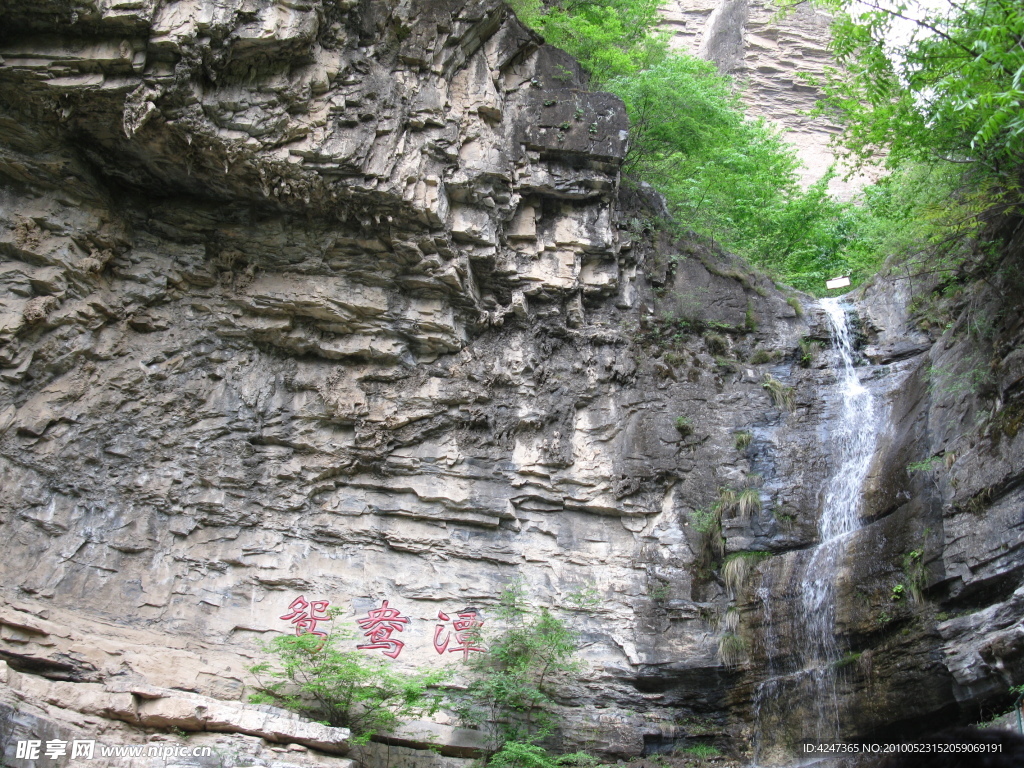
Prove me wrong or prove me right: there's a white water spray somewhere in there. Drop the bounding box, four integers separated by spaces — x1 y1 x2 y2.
752 298 882 762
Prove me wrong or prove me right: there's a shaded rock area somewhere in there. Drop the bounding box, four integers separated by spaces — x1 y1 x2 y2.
0 0 1021 766
726 251 1024 761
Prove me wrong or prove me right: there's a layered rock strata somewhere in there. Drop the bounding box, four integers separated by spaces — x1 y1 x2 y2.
663 0 876 197
0 1 1022 766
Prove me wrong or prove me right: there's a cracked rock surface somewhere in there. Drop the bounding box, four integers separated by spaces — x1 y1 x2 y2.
1 0 1021 765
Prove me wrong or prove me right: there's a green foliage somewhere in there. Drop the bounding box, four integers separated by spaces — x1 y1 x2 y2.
903 549 926 603
688 508 719 535
926 357 995 399
717 486 762 518
487 740 599 768
609 55 747 171
674 415 694 436
762 374 795 411
891 583 906 602
688 507 724 572
787 0 1024 291
749 348 773 365
744 301 758 332
906 456 942 474
802 0 1024 173
633 311 705 352
513 0 881 292
675 743 721 759
733 430 752 450
717 632 747 668
509 0 668 84
248 621 449 743
834 651 863 670
797 337 822 368
704 331 728 356
454 582 585 751
850 163 972 273
648 577 672 602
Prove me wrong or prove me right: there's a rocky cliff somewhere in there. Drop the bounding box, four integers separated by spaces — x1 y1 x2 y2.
0 1 1022 767
663 0 876 197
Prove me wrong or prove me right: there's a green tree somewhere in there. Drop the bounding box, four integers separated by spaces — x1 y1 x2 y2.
509 0 668 83
452 582 594 752
793 0 1024 287
248 620 449 744
805 0 1024 173
512 0 888 291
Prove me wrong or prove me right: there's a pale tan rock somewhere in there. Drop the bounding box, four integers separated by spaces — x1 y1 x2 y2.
663 0 879 197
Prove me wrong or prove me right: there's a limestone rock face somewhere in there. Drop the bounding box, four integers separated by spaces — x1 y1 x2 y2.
0 0 823 761
662 0 876 197
0 0 1021 765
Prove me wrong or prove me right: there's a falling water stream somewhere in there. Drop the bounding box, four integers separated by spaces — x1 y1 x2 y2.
752 298 883 764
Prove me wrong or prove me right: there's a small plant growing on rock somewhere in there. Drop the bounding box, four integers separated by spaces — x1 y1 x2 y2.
704 331 728 355
675 743 721 762
248 615 449 744
762 374 795 411
722 551 771 597
749 348 774 365
649 577 672 602
744 301 758 332
903 548 926 603
798 337 821 368
675 415 694 436
688 508 724 571
733 430 753 450
717 632 747 668
834 651 863 670
717 486 761 518
906 456 942 474
787 296 803 317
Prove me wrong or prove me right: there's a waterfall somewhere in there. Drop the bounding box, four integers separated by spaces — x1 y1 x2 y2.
751 298 882 764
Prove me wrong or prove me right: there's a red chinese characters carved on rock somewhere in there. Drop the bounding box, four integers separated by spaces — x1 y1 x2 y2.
356 600 411 659
434 608 485 659
280 596 331 639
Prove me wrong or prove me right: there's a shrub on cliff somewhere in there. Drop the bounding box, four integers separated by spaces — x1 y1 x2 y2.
451 581 596 753
248 621 449 744
798 0 1024 285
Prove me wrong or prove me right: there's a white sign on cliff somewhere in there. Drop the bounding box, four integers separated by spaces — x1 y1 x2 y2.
826 276 851 290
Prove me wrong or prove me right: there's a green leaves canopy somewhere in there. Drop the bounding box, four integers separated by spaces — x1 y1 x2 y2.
248 625 448 743
808 0 1024 172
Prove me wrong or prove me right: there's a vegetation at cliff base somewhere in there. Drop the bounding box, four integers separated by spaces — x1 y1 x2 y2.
248 618 449 744
449 581 598 766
